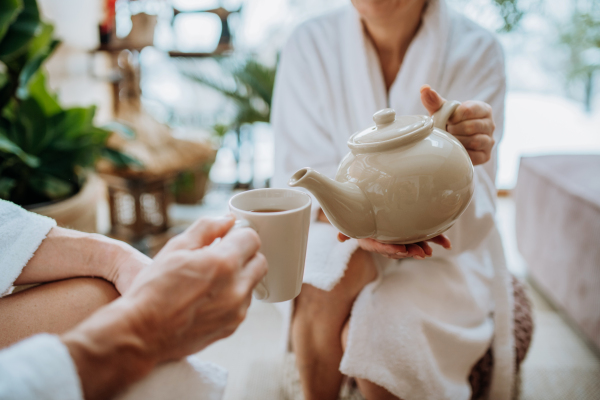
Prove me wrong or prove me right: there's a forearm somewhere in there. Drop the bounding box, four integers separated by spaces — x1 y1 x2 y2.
14 227 139 286
61 298 157 400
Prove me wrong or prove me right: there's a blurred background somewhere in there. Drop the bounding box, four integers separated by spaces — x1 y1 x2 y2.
1 0 598 399
34 0 600 191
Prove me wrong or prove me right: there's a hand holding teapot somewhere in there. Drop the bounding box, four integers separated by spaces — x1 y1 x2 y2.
289 87 494 246
421 85 496 166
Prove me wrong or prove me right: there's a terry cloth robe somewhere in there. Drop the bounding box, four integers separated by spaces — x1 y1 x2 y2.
271 0 515 399
0 199 227 400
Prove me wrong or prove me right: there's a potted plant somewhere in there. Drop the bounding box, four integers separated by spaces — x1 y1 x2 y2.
184 57 276 130
178 56 276 194
0 0 137 232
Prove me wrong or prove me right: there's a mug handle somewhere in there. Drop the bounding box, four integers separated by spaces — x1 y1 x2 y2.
230 219 269 301
432 100 461 130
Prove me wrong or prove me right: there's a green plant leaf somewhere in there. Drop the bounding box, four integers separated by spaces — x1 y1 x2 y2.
16 22 58 98
26 20 52 57
0 73 14 110
17 38 59 97
101 147 143 169
18 95 47 153
491 0 523 33
101 121 136 139
0 0 40 61
26 71 60 115
183 71 247 103
0 0 22 43
0 176 16 198
233 59 275 106
46 106 96 144
29 172 73 199
211 123 230 137
0 130 39 167
182 56 276 129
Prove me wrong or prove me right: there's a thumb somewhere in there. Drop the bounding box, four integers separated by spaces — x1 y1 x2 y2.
420 85 446 116
337 232 350 242
160 215 236 254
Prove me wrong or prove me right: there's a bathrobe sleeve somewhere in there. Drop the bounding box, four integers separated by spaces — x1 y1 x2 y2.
271 27 361 291
0 334 84 400
0 199 56 295
438 17 507 256
440 19 516 399
271 29 340 192
0 202 84 399
442 14 506 186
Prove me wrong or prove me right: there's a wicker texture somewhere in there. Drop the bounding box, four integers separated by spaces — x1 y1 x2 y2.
469 276 534 399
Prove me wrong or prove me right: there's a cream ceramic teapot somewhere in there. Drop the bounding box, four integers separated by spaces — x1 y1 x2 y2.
288 101 474 244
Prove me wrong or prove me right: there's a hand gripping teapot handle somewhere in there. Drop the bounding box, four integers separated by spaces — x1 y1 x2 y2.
432 100 461 130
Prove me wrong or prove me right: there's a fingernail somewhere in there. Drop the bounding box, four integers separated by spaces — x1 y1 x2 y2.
414 256 424 260
420 84 430 92
396 251 408 256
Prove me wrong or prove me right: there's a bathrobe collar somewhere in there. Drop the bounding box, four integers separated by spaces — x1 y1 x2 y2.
340 0 452 128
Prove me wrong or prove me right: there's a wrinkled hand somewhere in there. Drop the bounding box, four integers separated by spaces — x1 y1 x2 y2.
124 215 267 360
104 242 152 295
62 215 267 400
338 232 451 260
420 85 495 165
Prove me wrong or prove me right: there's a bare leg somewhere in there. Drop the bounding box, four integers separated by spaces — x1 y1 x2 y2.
0 278 119 349
291 248 378 400
340 320 400 400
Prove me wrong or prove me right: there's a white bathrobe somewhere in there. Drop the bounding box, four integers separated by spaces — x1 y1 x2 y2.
271 1 514 399
0 199 227 400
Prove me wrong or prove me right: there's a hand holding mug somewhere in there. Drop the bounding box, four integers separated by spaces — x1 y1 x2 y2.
229 189 312 302
61 216 267 400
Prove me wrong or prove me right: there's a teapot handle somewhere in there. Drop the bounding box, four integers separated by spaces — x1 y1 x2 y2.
432 100 461 130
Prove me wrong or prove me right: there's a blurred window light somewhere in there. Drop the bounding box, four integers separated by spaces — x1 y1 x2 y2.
498 93 600 188
173 13 222 52
172 0 220 11
171 0 243 11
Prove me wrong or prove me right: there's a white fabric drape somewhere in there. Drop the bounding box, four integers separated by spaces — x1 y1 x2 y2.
271 0 514 398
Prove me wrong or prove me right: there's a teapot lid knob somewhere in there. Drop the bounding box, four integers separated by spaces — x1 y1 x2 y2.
373 108 396 127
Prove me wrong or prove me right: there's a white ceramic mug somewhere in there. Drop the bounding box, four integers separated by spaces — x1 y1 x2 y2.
228 189 312 303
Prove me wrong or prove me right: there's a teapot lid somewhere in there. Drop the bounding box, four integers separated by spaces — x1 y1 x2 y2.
348 108 433 153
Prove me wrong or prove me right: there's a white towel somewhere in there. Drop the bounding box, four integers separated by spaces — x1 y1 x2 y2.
271 0 515 398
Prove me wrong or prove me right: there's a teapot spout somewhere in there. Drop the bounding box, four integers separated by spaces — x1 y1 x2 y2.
289 168 376 239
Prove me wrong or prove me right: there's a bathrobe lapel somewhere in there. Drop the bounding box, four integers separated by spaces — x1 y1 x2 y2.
339 7 386 133
389 0 451 115
339 0 452 122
